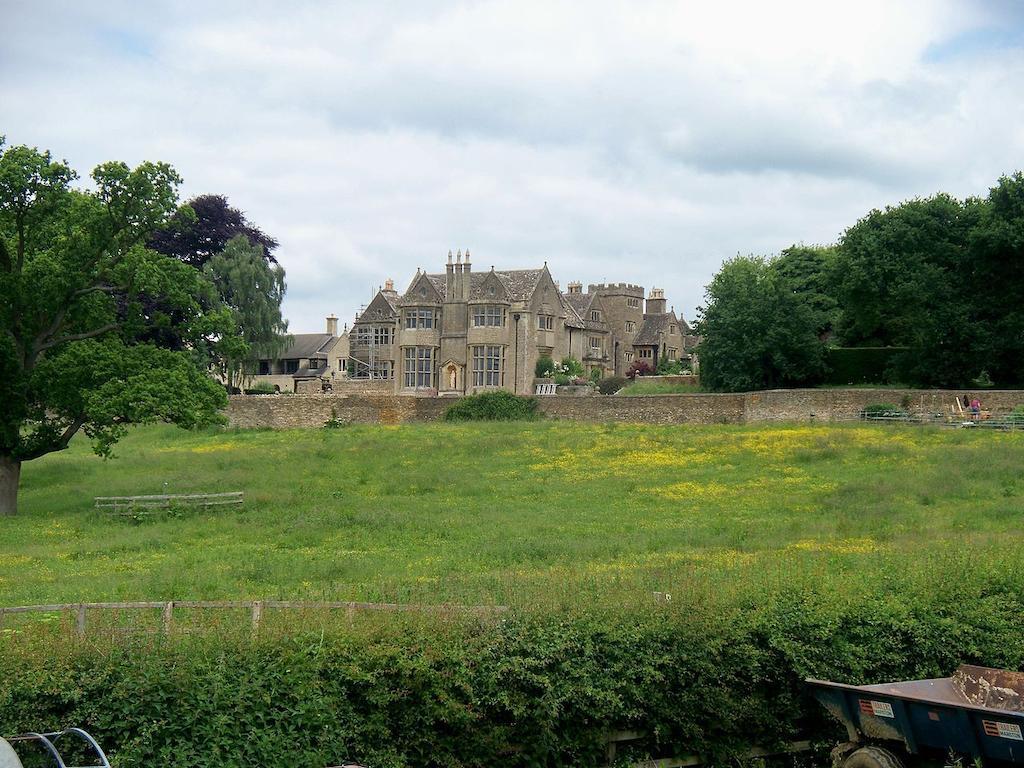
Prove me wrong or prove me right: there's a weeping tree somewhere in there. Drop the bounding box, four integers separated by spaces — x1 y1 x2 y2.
0 140 228 516
203 235 290 392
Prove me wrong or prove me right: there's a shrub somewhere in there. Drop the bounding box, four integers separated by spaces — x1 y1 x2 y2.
589 368 602 384
823 347 909 385
4 585 1024 768
245 381 276 395
627 360 652 379
560 357 584 378
656 357 686 375
444 391 539 422
861 403 909 419
535 355 555 379
598 376 627 395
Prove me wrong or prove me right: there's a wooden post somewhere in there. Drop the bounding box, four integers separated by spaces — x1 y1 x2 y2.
76 604 87 638
162 601 174 635
251 600 263 636
0 607 5 633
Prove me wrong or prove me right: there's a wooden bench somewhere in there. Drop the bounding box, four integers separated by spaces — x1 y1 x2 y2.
95 491 243 515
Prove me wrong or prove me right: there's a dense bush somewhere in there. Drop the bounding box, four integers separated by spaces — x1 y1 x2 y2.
597 376 627 395
245 381 276 394
861 403 909 419
444 391 539 422
535 355 554 378
4 585 1024 768
627 360 652 379
823 347 909 386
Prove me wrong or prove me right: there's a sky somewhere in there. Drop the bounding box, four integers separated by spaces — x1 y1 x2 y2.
3 0 1024 332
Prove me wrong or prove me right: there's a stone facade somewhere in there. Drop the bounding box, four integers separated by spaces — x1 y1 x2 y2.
346 251 694 395
249 315 348 393
227 388 1024 429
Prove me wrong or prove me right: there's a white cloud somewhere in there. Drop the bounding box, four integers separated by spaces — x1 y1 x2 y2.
2 0 1023 330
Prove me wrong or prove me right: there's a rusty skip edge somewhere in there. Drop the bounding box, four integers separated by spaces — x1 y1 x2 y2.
807 664 1024 717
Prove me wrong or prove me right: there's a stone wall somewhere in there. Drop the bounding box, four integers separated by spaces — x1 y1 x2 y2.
226 389 1024 429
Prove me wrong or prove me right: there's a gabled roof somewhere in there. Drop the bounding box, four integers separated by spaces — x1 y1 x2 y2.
486 269 546 302
355 290 398 322
562 291 606 331
398 272 444 305
634 312 678 346
561 295 587 328
277 333 336 360
415 267 548 303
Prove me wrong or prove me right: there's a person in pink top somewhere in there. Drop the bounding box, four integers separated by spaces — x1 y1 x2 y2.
970 396 981 419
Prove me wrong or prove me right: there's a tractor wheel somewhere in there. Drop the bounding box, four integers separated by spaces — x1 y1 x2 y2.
840 746 905 768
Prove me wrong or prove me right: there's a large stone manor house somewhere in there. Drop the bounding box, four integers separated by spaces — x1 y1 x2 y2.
343 250 697 396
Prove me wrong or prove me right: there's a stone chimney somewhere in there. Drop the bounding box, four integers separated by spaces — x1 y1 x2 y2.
567 281 583 294
326 315 338 336
384 278 394 292
446 249 454 299
646 288 667 315
462 248 472 300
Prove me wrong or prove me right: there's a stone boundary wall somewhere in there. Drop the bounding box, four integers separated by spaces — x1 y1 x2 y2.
226 389 1024 429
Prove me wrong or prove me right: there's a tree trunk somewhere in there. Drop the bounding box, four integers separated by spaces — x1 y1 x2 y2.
0 456 20 516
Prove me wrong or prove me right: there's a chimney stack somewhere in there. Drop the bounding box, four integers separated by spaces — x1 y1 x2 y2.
326 314 338 336
646 288 667 315
567 281 583 294
462 248 471 300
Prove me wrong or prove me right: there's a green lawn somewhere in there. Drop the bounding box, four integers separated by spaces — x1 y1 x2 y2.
3 421 1023 610
617 380 702 394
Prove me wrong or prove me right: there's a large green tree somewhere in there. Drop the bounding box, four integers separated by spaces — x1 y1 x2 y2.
202 235 289 392
968 173 1024 385
0 140 227 515
696 255 826 392
772 244 840 339
832 194 982 386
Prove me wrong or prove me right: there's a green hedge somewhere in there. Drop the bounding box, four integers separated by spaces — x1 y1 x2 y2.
824 347 909 385
444 391 539 422
4 587 1024 767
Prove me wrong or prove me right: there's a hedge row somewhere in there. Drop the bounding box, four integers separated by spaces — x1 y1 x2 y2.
4 584 1024 768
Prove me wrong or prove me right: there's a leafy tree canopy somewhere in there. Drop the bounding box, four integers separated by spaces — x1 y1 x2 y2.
696 255 825 392
202 235 290 392
148 193 278 268
0 139 228 515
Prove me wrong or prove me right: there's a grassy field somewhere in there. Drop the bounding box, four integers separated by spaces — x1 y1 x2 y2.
618 380 702 395
3 421 1024 610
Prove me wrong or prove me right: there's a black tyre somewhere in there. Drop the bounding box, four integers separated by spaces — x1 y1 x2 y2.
840 746 905 768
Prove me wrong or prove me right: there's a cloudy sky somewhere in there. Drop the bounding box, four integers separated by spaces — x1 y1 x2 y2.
3 1 1024 331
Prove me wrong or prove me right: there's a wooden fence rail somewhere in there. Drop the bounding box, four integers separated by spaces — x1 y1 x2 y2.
94 491 244 514
0 600 509 637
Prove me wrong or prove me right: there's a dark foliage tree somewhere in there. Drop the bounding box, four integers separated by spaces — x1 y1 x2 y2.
0 140 228 515
696 256 825 392
773 244 840 339
968 173 1024 385
832 194 983 386
148 193 278 267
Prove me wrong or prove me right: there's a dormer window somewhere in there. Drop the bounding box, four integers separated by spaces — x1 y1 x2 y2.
591 310 601 322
